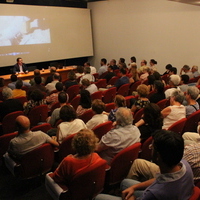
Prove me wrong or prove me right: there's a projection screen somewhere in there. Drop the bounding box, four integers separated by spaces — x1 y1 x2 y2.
0 4 93 67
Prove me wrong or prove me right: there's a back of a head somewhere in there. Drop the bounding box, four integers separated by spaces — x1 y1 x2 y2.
53 73 60 80
153 71 161 80
16 115 30 133
137 84 149 97
169 67 177 74
76 65 84 73
147 75 156 85
34 69 40 76
30 89 44 102
55 82 63 91
120 58 125 63
165 64 173 70
114 94 126 107
68 70 76 80
187 86 199 100
150 59 157 65
72 129 98 157
2 87 13 100
181 74 189 84
60 104 77 122
84 66 91 74
15 79 23 89
11 74 18 82
92 99 105 114
131 56 136 63
58 91 67 103
170 74 180 86
154 80 164 93
34 76 42 85
183 65 190 71
80 90 91 109
116 107 133 127
171 89 184 104
120 67 127 75
101 58 107 65
152 130 184 168
81 78 90 87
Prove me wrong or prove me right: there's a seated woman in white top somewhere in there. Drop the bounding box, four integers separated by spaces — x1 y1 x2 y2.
162 89 186 130
57 105 86 144
86 99 108 130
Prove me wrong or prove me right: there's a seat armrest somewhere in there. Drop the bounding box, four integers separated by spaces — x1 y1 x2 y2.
3 152 18 176
45 172 68 200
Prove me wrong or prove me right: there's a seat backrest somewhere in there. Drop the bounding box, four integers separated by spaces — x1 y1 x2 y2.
66 85 80 102
63 159 107 200
92 121 113 140
139 136 153 161
27 105 48 127
50 101 60 115
117 83 130 97
2 111 24 134
14 96 28 105
91 91 102 101
92 73 99 81
70 95 81 111
156 99 168 110
102 87 117 104
0 90 3 101
168 118 187 135
129 81 141 95
58 133 76 162
184 110 200 133
99 71 108 79
108 143 141 185
133 108 144 124
7 143 54 179
107 76 119 85
189 186 200 200
31 123 52 133
105 102 115 113
95 79 107 89
79 109 94 124
0 132 18 163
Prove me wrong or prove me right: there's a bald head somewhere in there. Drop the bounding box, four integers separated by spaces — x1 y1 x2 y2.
16 115 30 133
116 107 133 127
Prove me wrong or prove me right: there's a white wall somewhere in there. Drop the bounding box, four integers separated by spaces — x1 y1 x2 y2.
88 0 200 74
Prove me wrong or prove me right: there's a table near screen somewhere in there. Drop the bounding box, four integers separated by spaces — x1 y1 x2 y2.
0 67 75 85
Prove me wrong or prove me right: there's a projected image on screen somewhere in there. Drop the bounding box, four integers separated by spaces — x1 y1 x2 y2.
0 16 51 46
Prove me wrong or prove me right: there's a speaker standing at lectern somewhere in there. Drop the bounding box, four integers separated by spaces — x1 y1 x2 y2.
13 57 28 74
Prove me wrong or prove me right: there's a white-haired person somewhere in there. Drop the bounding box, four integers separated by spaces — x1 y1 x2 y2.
162 89 186 130
192 65 200 78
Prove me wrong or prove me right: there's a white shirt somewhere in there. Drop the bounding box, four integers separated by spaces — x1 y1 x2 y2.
90 66 97 74
86 84 98 94
58 119 86 143
80 74 95 83
86 113 108 130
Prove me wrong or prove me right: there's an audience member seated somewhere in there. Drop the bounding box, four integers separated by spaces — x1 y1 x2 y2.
56 105 86 144
64 70 78 90
51 129 104 184
108 95 126 122
168 66 177 75
104 65 116 83
163 64 172 75
108 59 119 70
84 62 97 74
81 78 98 95
149 80 166 103
0 87 23 122
147 74 155 92
8 115 58 159
24 89 47 115
135 103 163 141
113 68 129 89
96 130 194 200
138 59 148 73
129 63 139 84
86 99 108 130
149 59 158 73
191 65 200 78
47 92 68 128
128 56 137 69
118 58 127 69
0 78 5 90
8 74 30 90
98 58 108 76
45 66 57 85
165 74 181 99
29 69 45 86
96 107 140 165
75 65 84 79
45 73 60 94
76 90 91 116
185 86 199 117
131 84 150 113
80 67 95 83
27 76 47 100
179 74 190 92
180 64 194 79
46 82 66 109
12 79 26 98
139 67 149 83
162 89 186 130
